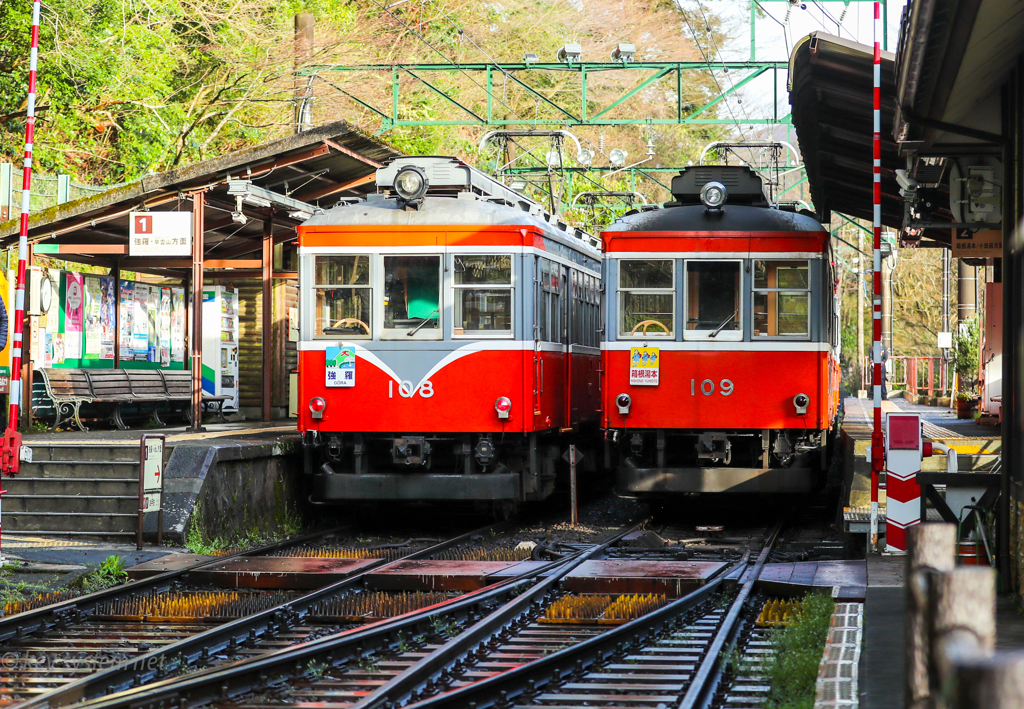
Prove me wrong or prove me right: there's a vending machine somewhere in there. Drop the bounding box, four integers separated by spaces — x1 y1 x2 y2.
202 286 239 411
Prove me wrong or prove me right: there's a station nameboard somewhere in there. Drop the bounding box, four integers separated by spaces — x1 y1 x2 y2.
129 211 193 257
951 229 1002 258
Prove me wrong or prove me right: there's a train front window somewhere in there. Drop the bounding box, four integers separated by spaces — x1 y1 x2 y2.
453 255 512 336
383 255 441 337
314 255 371 338
753 260 810 338
619 259 674 338
685 260 741 339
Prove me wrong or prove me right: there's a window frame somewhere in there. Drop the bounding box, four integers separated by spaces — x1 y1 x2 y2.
617 258 676 339
682 258 744 342
451 253 515 339
379 253 444 341
311 254 373 340
751 258 812 341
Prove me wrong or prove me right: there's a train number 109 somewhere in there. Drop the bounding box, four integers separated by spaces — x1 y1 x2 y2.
389 380 435 398
690 379 734 396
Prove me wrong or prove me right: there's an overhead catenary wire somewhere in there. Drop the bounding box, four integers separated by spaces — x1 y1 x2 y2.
691 0 754 127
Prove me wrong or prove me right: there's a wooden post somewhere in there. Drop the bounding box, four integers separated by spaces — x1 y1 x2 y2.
906 524 957 709
927 566 996 707
262 214 273 422
569 444 578 526
929 358 935 398
190 192 205 431
946 653 1024 709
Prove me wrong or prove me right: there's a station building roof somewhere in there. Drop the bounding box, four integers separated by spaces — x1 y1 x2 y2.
0 120 402 277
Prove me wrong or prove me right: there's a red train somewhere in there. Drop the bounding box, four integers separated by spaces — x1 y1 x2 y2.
297 157 602 510
297 158 840 507
601 165 841 495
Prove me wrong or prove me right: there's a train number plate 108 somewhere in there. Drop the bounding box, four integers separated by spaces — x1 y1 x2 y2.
629 347 660 386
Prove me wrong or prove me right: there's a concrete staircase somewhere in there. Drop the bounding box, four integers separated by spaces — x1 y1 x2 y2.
3 444 142 539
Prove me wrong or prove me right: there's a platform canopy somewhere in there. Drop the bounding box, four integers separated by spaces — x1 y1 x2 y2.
788 33 905 232
0 120 401 277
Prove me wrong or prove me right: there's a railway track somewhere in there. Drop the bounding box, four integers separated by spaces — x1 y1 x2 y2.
0 523 537 709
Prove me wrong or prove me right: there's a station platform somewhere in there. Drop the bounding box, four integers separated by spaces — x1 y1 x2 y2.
10 419 301 543
840 397 1000 533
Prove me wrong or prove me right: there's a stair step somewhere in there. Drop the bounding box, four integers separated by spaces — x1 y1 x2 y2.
3 495 137 515
17 462 141 480
25 445 143 463
6 512 137 534
4 478 139 496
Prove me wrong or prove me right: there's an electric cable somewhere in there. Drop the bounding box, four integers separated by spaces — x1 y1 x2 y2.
692 0 754 126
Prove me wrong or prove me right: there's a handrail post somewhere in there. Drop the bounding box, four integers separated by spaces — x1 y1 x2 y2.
906 524 957 709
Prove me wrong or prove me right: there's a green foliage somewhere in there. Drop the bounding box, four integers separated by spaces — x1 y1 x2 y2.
953 316 980 394
762 594 835 709
81 555 128 592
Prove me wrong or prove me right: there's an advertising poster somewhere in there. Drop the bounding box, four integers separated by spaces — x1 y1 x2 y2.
147 287 159 362
133 284 150 361
171 288 185 363
159 287 171 367
100 276 115 359
119 281 134 359
64 272 84 360
83 276 102 360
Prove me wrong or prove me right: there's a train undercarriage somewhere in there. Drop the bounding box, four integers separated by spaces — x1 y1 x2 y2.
608 427 831 495
304 429 597 503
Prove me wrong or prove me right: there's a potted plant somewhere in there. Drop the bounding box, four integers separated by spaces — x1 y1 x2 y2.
953 317 980 418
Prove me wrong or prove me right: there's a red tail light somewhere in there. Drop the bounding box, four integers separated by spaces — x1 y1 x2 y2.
495 396 512 419
309 397 326 419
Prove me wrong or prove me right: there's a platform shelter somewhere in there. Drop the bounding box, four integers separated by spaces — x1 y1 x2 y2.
0 121 400 426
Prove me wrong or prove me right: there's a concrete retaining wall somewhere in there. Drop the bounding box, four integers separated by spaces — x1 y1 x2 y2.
146 436 304 542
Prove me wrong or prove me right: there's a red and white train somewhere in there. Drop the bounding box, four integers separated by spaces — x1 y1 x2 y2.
296 158 840 507
297 157 602 509
601 165 842 495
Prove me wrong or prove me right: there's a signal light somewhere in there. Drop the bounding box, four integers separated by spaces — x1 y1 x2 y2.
309 397 326 420
495 396 512 420
701 181 728 209
616 393 631 415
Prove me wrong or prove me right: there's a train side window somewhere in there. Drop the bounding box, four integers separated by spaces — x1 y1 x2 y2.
313 255 371 339
752 260 810 338
619 259 674 338
382 255 441 338
453 254 512 337
684 260 742 340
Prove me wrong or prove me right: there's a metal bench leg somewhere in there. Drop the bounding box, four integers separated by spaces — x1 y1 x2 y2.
51 402 66 432
151 404 165 427
217 402 228 424
72 402 89 432
112 404 128 430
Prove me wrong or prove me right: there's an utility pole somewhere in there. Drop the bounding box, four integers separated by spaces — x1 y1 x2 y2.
942 248 951 393
958 258 977 321
294 14 315 133
882 242 893 356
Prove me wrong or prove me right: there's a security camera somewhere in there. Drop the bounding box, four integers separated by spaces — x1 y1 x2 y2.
896 169 919 195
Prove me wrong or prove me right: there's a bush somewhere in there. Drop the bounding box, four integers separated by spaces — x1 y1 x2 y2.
765 594 835 709
953 317 980 395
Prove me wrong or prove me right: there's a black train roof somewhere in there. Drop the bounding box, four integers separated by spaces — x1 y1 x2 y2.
604 203 827 234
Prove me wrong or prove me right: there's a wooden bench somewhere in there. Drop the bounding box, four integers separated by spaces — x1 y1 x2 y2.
160 370 232 423
82 368 135 429
124 370 171 425
37 369 94 431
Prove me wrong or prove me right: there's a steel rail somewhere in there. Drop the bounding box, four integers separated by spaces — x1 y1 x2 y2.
59 520 643 709
15 521 512 709
395 522 783 709
0 524 352 643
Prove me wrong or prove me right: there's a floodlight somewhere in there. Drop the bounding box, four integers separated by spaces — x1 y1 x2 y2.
577 149 594 167
609 148 627 167
556 43 582 64
611 43 636 63
523 53 539 64
546 150 563 168
510 180 528 191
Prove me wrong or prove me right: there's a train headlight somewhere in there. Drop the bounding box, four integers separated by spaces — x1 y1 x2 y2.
494 396 512 420
793 393 809 415
309 396 327 420
616 393 632 415
700 181 728 209
394 166 428 206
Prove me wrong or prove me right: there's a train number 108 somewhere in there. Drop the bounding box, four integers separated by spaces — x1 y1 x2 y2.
690 379 734 396
389 380 435 398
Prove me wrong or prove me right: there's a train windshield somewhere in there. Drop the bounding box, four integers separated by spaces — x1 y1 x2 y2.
314 255 371 338
383 255 441 336
685 261 741 339
753 260 810 337
618 260 674 337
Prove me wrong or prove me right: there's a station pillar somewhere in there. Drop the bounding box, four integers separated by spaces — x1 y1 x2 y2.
885 413 923 553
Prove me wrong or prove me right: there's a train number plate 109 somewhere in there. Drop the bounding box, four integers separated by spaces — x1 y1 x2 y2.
629 347 660 386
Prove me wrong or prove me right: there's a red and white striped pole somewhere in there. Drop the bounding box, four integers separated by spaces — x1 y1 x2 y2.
0 0 42 554
869 0 884 549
